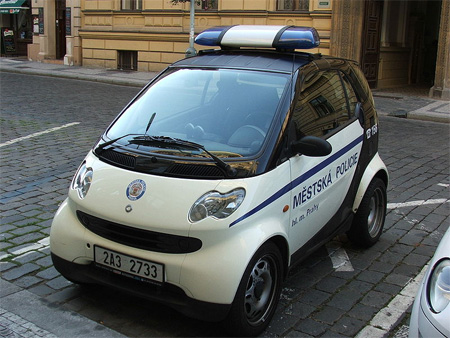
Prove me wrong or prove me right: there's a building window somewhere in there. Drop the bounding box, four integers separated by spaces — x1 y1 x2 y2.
195 0 217 10
309 96 334 117
277 0 309 11
118 51 138 71
121 0 142 11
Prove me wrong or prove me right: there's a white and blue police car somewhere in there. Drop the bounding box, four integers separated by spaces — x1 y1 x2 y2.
50 25 388 336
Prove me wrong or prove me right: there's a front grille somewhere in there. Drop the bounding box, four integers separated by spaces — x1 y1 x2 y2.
167 163 224 178
100 149 136 169
77 211 202 254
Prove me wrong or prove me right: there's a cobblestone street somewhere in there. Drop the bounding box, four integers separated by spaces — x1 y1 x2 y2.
1 71 449 337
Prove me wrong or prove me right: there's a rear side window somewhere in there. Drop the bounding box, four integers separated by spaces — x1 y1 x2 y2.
292 70 351 138
341 74 359 116
347 65 369 102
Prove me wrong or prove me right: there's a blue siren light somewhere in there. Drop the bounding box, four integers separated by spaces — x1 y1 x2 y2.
195 25 320 50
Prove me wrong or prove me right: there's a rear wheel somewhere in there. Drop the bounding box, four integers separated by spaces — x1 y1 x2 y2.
223 242 283 337
347 178 387 247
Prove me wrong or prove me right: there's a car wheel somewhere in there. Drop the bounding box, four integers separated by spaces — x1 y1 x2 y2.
347 177 387 247
223 242 283 337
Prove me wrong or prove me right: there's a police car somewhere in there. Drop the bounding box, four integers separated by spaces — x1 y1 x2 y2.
50 25 388 336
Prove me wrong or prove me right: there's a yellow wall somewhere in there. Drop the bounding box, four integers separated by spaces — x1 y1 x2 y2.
79 0 332 72
26 0 449 93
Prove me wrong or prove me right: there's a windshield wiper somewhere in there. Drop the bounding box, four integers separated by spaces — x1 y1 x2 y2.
95 133 140 154
96 113 157 154
130 136 237 177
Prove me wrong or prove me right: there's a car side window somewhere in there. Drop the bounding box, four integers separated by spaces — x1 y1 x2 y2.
341 73 359 116
292 70 351 139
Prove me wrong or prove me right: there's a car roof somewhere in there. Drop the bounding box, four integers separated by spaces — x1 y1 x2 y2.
170 49 317 74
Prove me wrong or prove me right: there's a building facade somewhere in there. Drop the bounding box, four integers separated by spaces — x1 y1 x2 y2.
71 0 333 72
0 0 32 56
21 0 450 99
27 0 81 65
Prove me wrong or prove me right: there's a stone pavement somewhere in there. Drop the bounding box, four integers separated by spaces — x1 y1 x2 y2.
0 57 449 337
0 56 449 123
0 278 125 338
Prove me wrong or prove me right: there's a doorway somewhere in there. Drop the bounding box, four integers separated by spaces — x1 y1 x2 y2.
409 0 442 86
360 0 383 89
361 0 442 90
55 0 66 59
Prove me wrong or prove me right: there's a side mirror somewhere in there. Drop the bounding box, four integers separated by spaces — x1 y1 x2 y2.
291 136 332 157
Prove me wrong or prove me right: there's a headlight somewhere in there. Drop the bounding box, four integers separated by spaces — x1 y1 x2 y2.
72 162 93 199
427 258 450 313
189 188 245 223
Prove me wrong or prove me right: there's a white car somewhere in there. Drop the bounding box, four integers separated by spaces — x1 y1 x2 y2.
409 227 450 338
50 25 388 336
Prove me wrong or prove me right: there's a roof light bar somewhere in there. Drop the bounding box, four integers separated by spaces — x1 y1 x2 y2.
195 25 320 50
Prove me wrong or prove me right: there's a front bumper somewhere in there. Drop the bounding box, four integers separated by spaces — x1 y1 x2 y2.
50 194 276 311
409 262 450 338
409 303 448 338
51 253 230 321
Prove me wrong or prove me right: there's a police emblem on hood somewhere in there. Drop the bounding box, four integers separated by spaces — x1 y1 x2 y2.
126 179 146 201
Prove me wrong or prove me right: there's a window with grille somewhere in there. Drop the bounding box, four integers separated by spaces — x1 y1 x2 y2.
118 51 138 71
277 0 309 11
121 0 142 10
195 0 217 10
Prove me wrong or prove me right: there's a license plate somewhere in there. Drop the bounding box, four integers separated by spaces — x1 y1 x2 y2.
94 246 164 283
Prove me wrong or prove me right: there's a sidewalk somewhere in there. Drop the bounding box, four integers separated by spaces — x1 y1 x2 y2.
0 56 449 123
0 278 125 338
372 88 450 123
0 57 157 87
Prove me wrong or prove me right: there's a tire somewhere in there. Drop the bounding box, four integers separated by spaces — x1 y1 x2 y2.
223 242 284 337
347 177 387 248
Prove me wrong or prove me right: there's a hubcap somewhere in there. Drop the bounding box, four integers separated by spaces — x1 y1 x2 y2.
244 255 278 325
367 187 385 238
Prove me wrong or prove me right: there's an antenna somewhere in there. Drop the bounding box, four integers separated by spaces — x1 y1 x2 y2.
145 112 156 135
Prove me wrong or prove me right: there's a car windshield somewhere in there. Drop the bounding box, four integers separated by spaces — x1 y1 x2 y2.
106 68 289 158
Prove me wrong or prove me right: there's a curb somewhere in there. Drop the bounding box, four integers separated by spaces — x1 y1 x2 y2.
0 66 149 88
408 101 450 123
